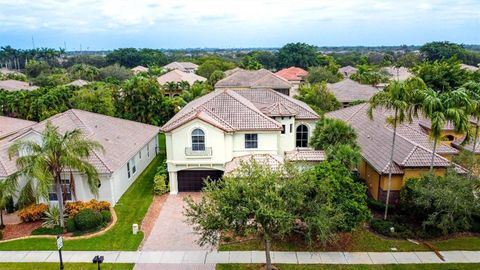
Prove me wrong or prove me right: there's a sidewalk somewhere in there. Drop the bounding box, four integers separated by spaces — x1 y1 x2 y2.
0 250 479 264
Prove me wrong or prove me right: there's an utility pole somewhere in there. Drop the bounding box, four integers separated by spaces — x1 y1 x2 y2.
31 36 35 50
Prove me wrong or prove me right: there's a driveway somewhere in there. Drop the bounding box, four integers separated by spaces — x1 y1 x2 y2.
141 193 212 251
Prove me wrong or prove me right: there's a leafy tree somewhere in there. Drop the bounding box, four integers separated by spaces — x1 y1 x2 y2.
368 77 427 219
412 58 469 93
70 83 116 116
325 144 361 171
306 66 342 84
295 83 340 114
208 70 225 86
68 64 99 81
0 178 16 228
8 122 103 227
25 60 51 78
459 81 480 153
420 41 480 65
310 118 358 150
181 82 211 103
239 56 263 70
277 43 320 69
106 48 167 68
63 55 108 68
32 73 70 87
400 173 480 235
251 51 277 70
196 58 236 79
184 160 341 270
396 52 422 68
350 64 390 86
452 150 480 176
98 64 133 83
330 52 364 67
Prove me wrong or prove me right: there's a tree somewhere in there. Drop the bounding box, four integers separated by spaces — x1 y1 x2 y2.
459 81 480 153
277 43 320 69
208 70 225 86
8 122 103 227
70 83 116 116
239 56 263 70
0 178 16 228
350 64 390 86
68 64 99 81
196 58 236 79
98 64 133 83
25 60 51 78
181 82 211 103
422 89 472 171
420 41 480 65
368 77 427 219
184 160 342 270
412 58 469 93
106 48 167 68
251 51 277 70
310 118 358 150
306 66 342 84
295 83 340 114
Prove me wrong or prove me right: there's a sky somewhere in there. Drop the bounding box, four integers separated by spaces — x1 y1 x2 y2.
0 0 479 50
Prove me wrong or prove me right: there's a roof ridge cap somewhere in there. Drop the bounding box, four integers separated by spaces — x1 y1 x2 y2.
346 103 369 122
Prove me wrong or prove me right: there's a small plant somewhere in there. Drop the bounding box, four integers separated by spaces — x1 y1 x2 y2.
42 205 66 228
65 199 110 218
101 210 112 223
74 208 103 231
17 203 48 222
31 226 64 235
66 218 77 233
153 174 168 195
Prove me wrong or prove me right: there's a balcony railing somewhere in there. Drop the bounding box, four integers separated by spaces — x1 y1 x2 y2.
185 147 213 157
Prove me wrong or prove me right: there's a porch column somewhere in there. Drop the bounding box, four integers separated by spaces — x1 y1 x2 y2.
169 171 178 194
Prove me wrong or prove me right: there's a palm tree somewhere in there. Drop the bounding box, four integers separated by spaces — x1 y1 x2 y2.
368 77 427 220
8 121 103 227
459 81 480 153
0 177 16 229
422 89 472 172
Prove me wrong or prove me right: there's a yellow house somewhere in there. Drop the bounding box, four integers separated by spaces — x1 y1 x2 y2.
326 104 465 203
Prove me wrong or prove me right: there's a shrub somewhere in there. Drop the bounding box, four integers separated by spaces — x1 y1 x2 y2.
101 210 112 223
65 199 111 218
154 174 168 195
74 209 103 231
66 218 77 233
369 218 414 239
367 197 396 213
17 204 48 222
31 226 64 235
5 196 15 213
42 206 65 228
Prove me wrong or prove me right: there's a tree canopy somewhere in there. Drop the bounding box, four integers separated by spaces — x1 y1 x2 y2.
106 48 168 68
295 83 341 114
277 42 320 69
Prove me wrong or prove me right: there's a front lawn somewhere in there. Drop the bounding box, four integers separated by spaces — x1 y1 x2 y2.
220 227 480 252
216 264 480 270
0 263 133 270
0 134 166 251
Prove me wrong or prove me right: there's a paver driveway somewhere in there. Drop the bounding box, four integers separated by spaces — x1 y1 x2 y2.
141 193 212 251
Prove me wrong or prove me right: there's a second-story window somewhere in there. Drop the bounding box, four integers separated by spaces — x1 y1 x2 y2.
296 125 309 147
281 125 285 134
192 129 205 151
245 134 258 149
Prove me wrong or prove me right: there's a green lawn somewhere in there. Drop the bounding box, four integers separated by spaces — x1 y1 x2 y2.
216 264 480 270
220 228 480 252
0 134 166 251
0 263 133 270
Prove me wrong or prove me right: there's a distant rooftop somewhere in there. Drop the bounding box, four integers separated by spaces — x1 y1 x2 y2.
0 80 38 91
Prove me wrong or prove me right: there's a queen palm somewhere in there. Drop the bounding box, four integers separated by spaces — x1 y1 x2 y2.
368 77 426 220
8 121 103 227
422 89 472 172
459 81 480 153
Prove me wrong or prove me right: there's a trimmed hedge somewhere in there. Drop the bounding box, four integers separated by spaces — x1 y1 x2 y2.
74 209 103 231
101 210 112 223
31 226 64 235
66 218 77 233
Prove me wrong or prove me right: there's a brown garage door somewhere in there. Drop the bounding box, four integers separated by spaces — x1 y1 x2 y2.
177 170 223 192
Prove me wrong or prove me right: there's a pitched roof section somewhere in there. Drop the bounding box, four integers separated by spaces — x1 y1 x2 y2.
381 66 414 81
163 62 198 72
157 70 206 85
285 149 326 162
275 67 308 81
0 116 36 140
0 109 159 177
0 80 38 91
326 104 454 174
339 66 358 77
67 79 90 87
261 102 298 117
326 79 379 103
460 64 479 72
131 66 149 74
225 154 284 174
215 69 292 89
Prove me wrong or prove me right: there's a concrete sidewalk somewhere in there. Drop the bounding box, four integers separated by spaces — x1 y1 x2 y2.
0 250 479 264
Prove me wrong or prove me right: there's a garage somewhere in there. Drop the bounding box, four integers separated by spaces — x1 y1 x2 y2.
177 170 223 192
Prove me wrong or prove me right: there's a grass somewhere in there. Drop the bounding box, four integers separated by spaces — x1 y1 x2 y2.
216 264 480 270
220 227 480 252
0 263 133 270
0 134 166 251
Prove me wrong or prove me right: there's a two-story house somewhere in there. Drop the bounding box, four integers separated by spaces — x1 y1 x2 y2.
160 88 324 193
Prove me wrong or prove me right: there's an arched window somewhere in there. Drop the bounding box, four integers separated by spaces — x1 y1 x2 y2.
191 129 205 151
296 125 309 147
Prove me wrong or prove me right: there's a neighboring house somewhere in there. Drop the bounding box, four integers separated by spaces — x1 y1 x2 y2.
0 80 38 91
163 62 199 73
131 66 149 74
339 66 358 78
460 64 479 72
0 109 159 206
160 88 323 194
275 67 309 97
326 103 464 203
0 116 36 140
326 79 379 107
215 68 293 96
381 66 414 81
67 79 90 87
157 70 207 96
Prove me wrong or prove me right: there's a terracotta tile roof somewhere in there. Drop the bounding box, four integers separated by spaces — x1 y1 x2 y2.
131 66 149 74
285 149 326 162
163 62 198 72
224 154 284 174
215 68 292 89
381 66 414 81
327 79 379 103
460 64 479 72
339 66 358 77
0 109 159 177
0 116 36 140
326 104 454 175
157 70 206 85
261 102 298 117
0 80 38 91
275 67 308 81
67 79 90 87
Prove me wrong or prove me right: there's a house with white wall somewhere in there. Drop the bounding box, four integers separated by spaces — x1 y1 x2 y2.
160 88 324 193
0 109 159 206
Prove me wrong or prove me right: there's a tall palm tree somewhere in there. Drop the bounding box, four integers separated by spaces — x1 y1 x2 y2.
368 77 427 220
8 121 103 227
459 81 480 153
0 177 16 229
422 89 472 172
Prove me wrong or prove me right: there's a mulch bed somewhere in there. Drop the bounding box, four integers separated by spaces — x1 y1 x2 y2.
2 221 42 240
